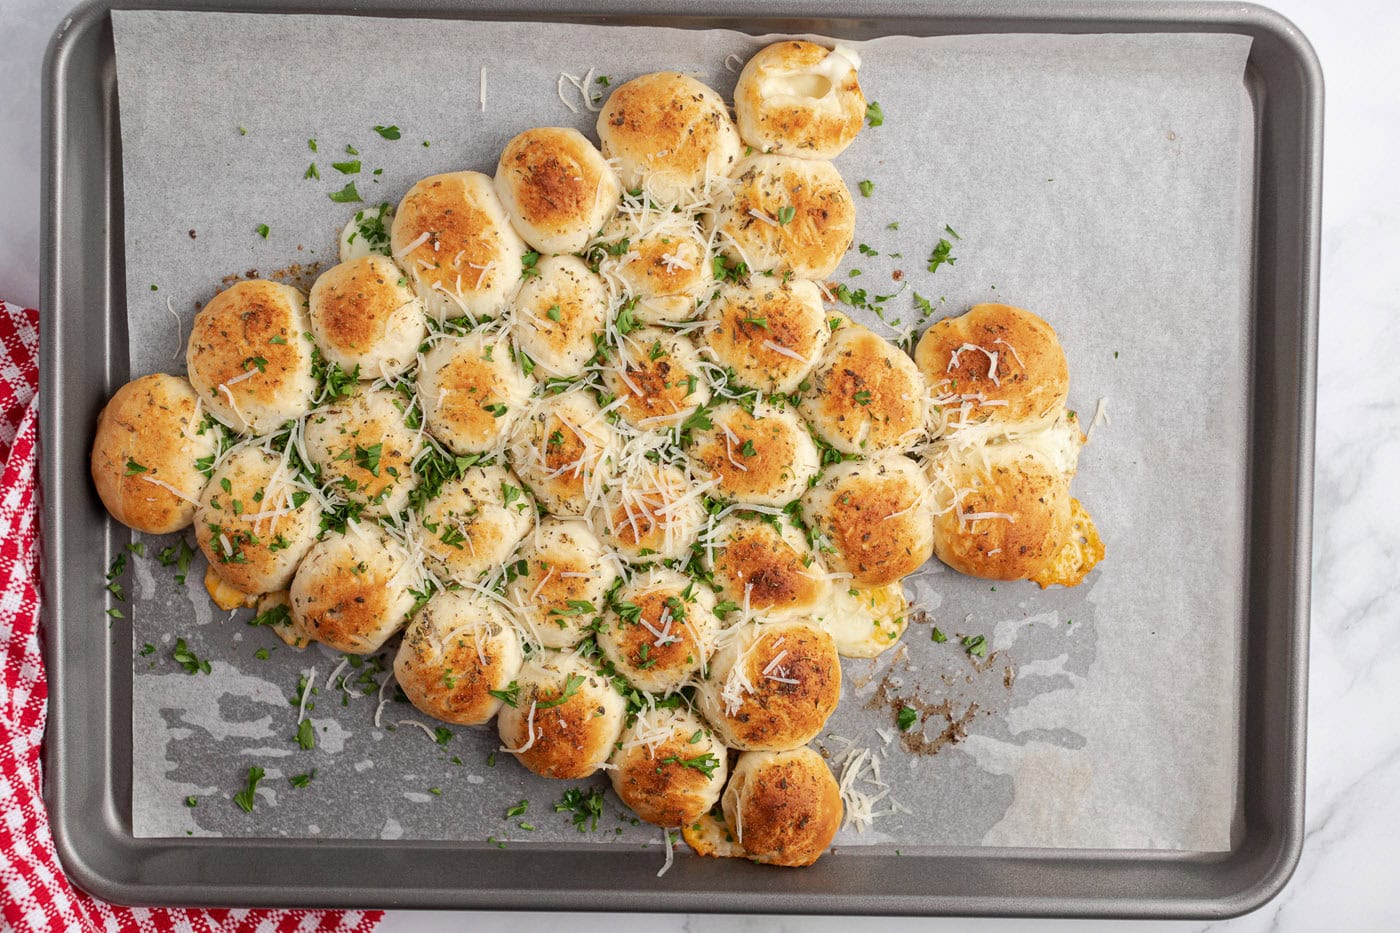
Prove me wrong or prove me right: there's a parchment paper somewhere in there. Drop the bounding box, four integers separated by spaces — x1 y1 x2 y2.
111 11 1255 853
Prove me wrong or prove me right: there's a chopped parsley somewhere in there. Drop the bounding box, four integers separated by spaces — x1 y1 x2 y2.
295 718 315 750
331 159 361 175
897 706 918 731
534 673 585 709
353 442 384 476
865 101 884 126
233 766 265 813
555 786 605 832
661 752 721 778
931 626 947 643
328 182 363 203
373 124 402 140
288 770 316 788
962 634 988 658
776 205 797 226
124 458 148 476
255 223 270 239
858 179 874 197
927 238 957 274
488 680 520 708
171 638 211 675
505 800 529 818
304 163 320 180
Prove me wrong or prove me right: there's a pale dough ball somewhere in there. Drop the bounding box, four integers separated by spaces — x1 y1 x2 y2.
708 155 855 280
495 126 622 254
186 280 317 436
303 385 422 516
507 388 621 517
597 461 706 563
497 650 627 779
91 373 218 534
504 518 619 650
733 41 866 159
414 464 535 584
701 279 830 394
592 211 714 324
195 445 320 597
416 332 533 456
394 589 524 726
596 71 742 204
596 567 718 694
308 255 426 380
391 171 526 322
608 705 728 827
509 254 607 379
289 518 419 655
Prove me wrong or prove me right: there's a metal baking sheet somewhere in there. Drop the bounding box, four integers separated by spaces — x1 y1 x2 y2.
40 0 1320 918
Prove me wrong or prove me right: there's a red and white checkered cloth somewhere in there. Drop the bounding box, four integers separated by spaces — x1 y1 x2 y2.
0 297 382 932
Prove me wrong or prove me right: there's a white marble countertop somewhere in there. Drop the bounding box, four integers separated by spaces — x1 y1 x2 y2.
2 1 1395 929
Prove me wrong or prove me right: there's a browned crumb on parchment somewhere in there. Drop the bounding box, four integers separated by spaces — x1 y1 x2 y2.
219 260 325 294
868 672 980 756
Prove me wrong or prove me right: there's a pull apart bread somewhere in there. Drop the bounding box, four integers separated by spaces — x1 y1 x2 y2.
914 303 1104 587
90 38 1104 874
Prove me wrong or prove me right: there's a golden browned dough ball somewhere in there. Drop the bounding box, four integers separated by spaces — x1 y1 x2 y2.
393 589 524 726
597 461 707 564
799 316 928 455
308 255 426 380
596 71 742 204
685 401 820 507
509 255 608 379
701 279 830 394
90 373 218 533
413 464 535 585
186 280 317 436
596 567 718 694
599 325 710 430
709 155 855 280
608 705 728 827
915 303 1071 435
390 171 526 322
734 41 865 159
504 518 619 650
302 385 422 516
496 650 626 779
811 580 909 659
702 514 831 621
800 453 933 586
507 388 621 517
592 211 714 324
697 619 841 751
495 127 622 254
416 332 533 456
929 439 1078 582
288 519 419 654
194 445 320 597
722 747 843 866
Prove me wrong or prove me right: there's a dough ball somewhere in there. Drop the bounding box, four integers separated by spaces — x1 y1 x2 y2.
799 317 927 455
929 435 1076 582
195 445 320 597
702 514 831 621
504 518 619 649
338 202 395 262
289 519 419 654
600 325 710 430
697 619 841 751
415 464 535 584
701 279 830 394
416 332 533 456
507 388 621 516
597 461 706 563
495 127 622 254
734 41 865 159
722 747 842 866
592 212 714 324
308 255 426 379
708 155 854 279
186 280 316 435
391 171 526 322
812 580 909 658
497 650 626 779
509 254 608 379
685 401 819 507
608 705 728 827
800 453 933 585
596 71 742 204
914 303 1071 435
303 385 422 516
91 373 218 533
596 567 718 694
394 589 524 726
